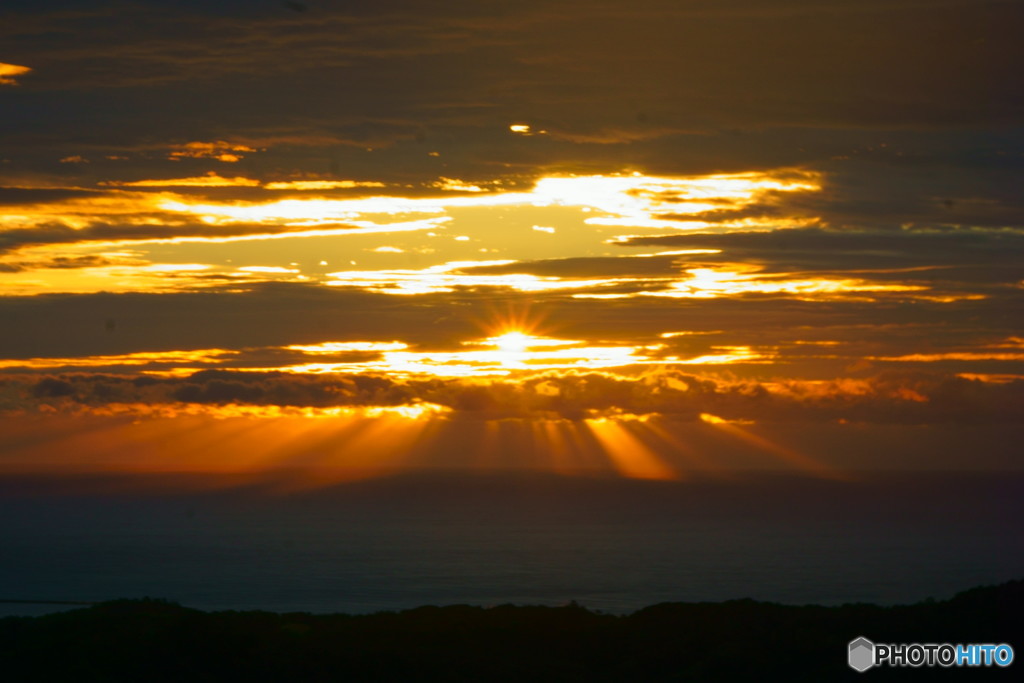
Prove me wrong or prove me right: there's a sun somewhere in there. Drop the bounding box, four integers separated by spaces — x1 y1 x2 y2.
493 331 531 354
480 330 590 369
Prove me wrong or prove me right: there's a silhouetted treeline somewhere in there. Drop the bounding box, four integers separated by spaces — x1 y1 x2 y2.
1 581 1020 682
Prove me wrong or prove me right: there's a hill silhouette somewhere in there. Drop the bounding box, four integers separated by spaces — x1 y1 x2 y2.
1 580 1020 681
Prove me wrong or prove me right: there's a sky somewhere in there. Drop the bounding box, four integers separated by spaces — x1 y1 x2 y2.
1 0 1022 483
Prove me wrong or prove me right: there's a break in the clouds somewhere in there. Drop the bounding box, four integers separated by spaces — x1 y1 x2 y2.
1 0 1022 477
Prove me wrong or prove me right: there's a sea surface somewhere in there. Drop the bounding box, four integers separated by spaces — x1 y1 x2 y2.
1 471 1021 617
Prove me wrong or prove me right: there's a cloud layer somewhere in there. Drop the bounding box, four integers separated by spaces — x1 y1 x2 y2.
4 367 1022 426
1 1 1022 475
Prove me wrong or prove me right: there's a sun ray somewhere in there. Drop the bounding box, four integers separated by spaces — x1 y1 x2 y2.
582 416 680 480
698 413 849 480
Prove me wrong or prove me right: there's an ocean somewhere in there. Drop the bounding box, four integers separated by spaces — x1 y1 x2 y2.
1 471 1021 617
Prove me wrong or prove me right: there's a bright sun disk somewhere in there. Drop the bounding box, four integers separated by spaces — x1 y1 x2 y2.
493 331 531 354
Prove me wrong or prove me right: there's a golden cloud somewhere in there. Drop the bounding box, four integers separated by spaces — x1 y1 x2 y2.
264 180 386 190
5 368 1023 426
167 141 257 163
105 173 262 188
0 62 31 85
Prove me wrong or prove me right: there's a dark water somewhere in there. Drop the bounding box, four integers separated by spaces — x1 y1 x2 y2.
1 472 1021 616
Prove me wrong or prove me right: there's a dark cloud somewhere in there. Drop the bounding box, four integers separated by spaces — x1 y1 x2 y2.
458 254 682 279
1 280 1020 372
457 227 1024 303
7 367 1024 425
0 219 368 253
0 187 106 205
1 1 1021 186
0 254 130 273
0 0 1022 457
793 162 1024 230
616 227 1024 272
0 283 480 359
30 377 74 398
634 157 1024 232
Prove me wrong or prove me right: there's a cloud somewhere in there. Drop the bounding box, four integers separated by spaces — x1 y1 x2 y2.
0 1 1019 479
166 141 256 163
0 220 368 253
105 174 261 188
616 227 1024 275
449 226 1022 303
264 180 385 190
0 276 1019 370
0 253 137 273
5 367 1023 425
0 62 30 85
1 0 1021 192
0 187 108 205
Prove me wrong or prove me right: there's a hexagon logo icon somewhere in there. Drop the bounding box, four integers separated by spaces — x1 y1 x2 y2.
848 637 875 672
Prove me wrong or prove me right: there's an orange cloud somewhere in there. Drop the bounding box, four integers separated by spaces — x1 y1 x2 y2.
6 368 1023 426
264 180 386 190
0 348 235 371
105 173 261 188
0 62 31 85
167 141 257 163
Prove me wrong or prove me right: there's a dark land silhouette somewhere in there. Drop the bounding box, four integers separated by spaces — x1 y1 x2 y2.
1 580 1020 682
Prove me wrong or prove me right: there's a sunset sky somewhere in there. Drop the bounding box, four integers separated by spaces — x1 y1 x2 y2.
2 0 1022 483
